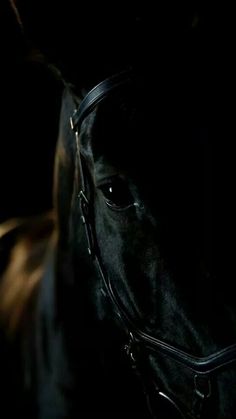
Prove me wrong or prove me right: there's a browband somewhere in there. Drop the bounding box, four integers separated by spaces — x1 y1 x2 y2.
70 70 133 132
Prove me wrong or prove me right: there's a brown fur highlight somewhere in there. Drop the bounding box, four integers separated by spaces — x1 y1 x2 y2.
0 212 56 335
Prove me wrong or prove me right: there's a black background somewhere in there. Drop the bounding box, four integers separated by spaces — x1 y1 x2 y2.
0 1 213 223
0 1 62 222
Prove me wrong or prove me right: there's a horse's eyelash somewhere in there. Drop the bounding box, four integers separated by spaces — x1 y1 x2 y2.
95 175 123 188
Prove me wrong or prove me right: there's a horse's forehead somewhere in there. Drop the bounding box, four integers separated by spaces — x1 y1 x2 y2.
89 89 207 163
92 120 209 181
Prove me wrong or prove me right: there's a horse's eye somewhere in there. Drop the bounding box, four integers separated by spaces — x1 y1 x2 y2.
99 178 134 210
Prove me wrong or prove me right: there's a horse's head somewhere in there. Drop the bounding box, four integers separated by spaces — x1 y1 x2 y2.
53 67 236 418
1 3 235 418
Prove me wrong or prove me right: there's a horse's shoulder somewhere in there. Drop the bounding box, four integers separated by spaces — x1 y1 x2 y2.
0 212 55 334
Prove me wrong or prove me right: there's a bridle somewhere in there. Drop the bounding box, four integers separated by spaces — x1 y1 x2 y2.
69 71 236 418
70 71 236 418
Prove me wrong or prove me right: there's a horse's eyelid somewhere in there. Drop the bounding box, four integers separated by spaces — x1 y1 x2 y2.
95 176 121 188
105 200 143 212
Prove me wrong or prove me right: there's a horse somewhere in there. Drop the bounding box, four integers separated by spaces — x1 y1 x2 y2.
0 65 235 418
1 4 236 419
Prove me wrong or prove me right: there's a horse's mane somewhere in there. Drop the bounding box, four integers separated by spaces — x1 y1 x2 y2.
9 0 23 28
0 212 56 335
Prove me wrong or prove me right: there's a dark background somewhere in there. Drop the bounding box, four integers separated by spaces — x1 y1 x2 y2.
0 2 216 223
0 1 62 222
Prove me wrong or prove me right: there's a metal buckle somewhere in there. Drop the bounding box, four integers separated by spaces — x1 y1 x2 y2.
69 110 78 131
78 190 94 257
194 374 211 400
78 190 89 206
124 332 136 364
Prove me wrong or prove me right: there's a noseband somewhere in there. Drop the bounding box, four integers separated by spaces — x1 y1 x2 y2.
69 71 236 419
